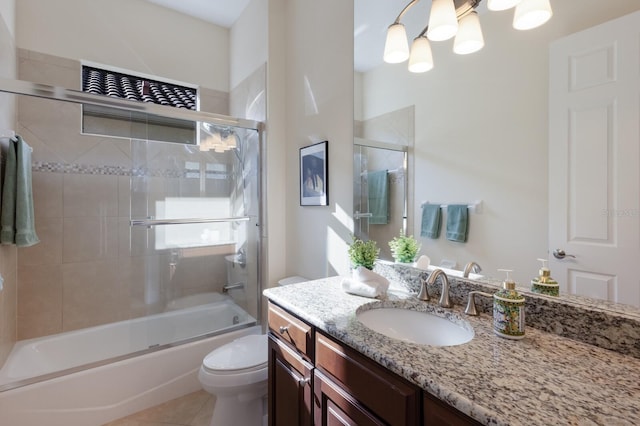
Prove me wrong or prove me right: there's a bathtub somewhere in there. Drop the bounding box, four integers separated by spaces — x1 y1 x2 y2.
0 296 260 426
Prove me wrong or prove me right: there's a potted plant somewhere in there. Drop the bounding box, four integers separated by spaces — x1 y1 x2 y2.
348 236 380 270
388 230 421 264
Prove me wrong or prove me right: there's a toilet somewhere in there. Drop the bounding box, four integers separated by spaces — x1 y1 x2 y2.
198 275 308 426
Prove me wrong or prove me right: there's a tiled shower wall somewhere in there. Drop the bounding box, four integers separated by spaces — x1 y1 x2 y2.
15 49 234 339
0 9 17 366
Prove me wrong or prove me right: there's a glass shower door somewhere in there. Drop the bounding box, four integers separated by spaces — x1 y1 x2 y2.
129 122 261 344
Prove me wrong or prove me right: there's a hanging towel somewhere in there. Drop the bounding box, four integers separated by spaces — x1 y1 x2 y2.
420 203 441 239
446 204 468 243
367 170 389 225
1 136 39 247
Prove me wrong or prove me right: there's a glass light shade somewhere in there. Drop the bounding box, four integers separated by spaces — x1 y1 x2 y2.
427 0 458 42
384 23 410 63
513 0 553 30
453 11 484 55
408 36 434 73
487 0 522 11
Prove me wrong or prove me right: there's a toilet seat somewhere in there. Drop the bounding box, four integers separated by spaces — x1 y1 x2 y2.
199 334 268 389
203 334 267 373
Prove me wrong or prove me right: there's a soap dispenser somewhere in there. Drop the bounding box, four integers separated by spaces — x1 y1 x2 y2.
530 258 559 296
493 269 525 340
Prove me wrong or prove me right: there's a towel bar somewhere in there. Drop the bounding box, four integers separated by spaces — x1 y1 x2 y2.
130 216 251 226
420 200 482 214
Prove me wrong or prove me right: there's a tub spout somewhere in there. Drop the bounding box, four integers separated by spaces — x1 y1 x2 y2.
222 282 244 293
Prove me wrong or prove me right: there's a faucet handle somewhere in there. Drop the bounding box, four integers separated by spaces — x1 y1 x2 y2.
464 291 493 315
418 277 430 301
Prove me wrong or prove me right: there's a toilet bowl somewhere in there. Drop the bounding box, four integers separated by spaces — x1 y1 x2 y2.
198 334 268 426
198 276 308 426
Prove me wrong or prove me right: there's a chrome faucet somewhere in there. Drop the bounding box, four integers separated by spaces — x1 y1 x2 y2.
418 269 453 308
463 261 482 278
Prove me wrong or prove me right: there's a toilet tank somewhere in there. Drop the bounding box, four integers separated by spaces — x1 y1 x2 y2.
277 276 308 286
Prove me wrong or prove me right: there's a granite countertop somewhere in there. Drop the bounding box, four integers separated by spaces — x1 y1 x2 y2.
263 277 640 426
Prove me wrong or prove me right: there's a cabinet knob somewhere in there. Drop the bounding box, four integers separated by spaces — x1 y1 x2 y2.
279 325 289 334
298 377 310 386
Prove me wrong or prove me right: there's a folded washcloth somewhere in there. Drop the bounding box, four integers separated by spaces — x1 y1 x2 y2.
1 136 39 247
446 204 468 243
420 203 441 239
368 170 389 225
415 255 431 270
341 277 386 298
352 266 390 291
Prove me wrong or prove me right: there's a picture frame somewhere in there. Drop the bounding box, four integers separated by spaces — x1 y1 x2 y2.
300 141 328 206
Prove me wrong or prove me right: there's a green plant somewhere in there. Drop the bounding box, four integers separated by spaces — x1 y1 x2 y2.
348 236 380 270
388 230 421 263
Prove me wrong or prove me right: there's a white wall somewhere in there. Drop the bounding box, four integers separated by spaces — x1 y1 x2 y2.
360 0 640 284
265 0 288 286
15 0 229 91
230 0 267 90
284 0 354 279
0 0 13 36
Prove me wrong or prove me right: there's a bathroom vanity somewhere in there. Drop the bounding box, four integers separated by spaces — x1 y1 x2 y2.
267 301 479 425
263 276 640 426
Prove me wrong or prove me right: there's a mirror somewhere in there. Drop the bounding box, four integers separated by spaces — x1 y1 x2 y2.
353 138 409 261
353 103 414 261
354 0 640 309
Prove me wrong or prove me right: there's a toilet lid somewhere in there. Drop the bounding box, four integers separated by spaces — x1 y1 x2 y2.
203 334 267 372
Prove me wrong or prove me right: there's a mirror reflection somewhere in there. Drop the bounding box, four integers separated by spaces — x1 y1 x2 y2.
353 139 408 261
355 0 640 308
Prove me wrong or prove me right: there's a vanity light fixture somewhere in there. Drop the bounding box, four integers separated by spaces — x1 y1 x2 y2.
199 123 238 152
384 0 553 73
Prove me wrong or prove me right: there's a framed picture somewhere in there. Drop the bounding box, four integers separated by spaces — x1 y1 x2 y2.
300 141 328 206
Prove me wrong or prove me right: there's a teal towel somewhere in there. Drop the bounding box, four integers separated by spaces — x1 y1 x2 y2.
1 136 39 247
446 204 468 243
420 203 441 239
368 170 389 225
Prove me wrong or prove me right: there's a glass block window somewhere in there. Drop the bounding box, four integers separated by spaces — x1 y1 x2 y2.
82 65 198 110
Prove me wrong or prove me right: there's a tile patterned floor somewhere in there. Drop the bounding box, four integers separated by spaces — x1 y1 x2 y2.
103 390 215 426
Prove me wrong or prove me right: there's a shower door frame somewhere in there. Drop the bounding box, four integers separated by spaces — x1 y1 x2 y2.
0 77 266 390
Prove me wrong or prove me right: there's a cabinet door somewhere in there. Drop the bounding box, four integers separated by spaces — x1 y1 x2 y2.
315 332 420 425
268 334 313 426
314 370 385 426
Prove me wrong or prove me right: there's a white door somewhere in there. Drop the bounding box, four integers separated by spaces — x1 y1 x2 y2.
549 11 640 307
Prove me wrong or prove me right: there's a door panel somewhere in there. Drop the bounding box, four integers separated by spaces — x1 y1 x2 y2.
549 10 640 307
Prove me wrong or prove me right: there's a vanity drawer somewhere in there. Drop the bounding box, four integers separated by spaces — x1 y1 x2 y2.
315 331 420 426
267 302 314 359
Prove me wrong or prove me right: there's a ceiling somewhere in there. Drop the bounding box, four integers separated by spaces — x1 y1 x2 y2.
146 0 472 73
145 0 251 28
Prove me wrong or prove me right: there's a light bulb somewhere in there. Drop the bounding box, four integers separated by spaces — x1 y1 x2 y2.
513 0 553 30
454 11 484 55
427 0 459 42
408 36 434 73
384 23 410 63
487 0 522 11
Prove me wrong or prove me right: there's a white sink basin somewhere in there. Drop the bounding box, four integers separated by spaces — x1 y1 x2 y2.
356 307 474 347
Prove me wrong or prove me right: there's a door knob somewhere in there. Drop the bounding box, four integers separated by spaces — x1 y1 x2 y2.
553 249 576 259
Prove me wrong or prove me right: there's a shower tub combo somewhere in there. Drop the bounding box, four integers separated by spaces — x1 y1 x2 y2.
0 296 260 426
0 78 264 426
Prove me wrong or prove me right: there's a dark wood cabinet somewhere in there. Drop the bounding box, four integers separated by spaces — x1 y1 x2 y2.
423 392 483 426
268 334 313 426
315 331 420 426
267 301 484 426
313 369 385 426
